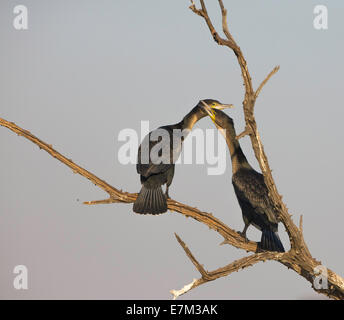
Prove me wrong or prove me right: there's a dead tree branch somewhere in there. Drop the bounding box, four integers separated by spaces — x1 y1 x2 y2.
171 233 281 299
172 0 344 300
255 66 280 99
0 117 256 253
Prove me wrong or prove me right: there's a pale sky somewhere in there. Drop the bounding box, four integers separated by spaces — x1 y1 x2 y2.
0 0 343 299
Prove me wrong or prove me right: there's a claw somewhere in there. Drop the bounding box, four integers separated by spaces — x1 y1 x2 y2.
238 231 248 243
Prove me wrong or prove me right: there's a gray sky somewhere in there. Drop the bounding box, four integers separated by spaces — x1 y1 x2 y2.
0 0 343 299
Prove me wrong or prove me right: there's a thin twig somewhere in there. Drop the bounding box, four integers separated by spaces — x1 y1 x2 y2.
174 233 209 278
255 66 280 99
236 126 252 140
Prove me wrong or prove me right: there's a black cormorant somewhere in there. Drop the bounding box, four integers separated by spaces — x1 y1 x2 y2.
133 99 233 215
202 105 285 252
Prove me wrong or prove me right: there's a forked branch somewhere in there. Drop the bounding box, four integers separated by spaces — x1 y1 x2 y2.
171 0 344 299
171 233 282 299
0 117 256 253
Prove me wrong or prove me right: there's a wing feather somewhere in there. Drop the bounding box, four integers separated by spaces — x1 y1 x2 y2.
137 126 182 177
232 169 278 225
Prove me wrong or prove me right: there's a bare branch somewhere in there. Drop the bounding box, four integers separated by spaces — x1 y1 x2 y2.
299 214 303 233
190 0 236 49
0 117 129 202
236 126 252 140
218 0 236 45
170 278 202 300
189 0 204 17
168 199 257 252
84 198 120 205
189 0 297 246
172 249 281 298
188 0 344 299
189 1 254 105
0 116 257 253
174 233 209 279
255 66 280 99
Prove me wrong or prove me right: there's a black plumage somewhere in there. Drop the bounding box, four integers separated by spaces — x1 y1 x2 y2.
203 107 284 252
133 99 233 215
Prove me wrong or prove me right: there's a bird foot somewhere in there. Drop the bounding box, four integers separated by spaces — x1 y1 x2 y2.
257 243 266 253
238 231 248 243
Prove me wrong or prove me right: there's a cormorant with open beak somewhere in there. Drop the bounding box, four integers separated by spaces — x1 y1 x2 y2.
133 99 233 215
202 104 284 252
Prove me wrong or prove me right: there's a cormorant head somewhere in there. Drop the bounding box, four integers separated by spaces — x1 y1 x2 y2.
198 99 234 112
201 100 234 127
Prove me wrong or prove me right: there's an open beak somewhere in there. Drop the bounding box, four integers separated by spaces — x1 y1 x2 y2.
201 101 234 122
201 103 216 121
213 103 234 110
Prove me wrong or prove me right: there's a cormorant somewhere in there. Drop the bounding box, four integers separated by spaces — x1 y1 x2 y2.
202 105 285 252
133 99 233 215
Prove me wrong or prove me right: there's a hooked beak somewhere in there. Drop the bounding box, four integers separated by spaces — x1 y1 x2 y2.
201 101 234 122
213 103 234 110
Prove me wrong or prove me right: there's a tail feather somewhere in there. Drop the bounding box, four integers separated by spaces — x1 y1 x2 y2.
133 185 167 215
260 229 285 252
261 230 267 251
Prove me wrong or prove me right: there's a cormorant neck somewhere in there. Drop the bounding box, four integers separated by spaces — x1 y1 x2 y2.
178 105 206 131
219 121 252 173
